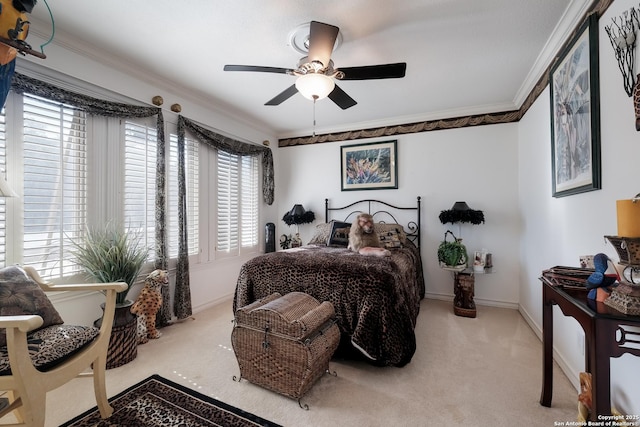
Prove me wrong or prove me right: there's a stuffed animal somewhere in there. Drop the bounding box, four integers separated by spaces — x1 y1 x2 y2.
348 213 390 257
130 269 168 344
577 371 622 422
577 372 592 422
586 253 618 301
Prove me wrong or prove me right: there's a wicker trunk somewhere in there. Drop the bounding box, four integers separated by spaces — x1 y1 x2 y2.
232 292 340 400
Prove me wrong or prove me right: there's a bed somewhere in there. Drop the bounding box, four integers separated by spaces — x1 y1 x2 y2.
233 198 425 367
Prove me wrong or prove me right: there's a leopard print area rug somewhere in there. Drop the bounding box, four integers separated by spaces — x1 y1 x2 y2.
60 375 281 427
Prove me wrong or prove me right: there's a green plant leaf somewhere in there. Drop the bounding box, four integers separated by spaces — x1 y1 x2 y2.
69 223 149 304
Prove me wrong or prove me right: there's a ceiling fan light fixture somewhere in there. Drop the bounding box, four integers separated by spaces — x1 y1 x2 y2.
295 73 335 101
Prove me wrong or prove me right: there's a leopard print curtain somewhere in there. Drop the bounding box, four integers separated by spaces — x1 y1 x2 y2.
175 119 191 320
11 73 171 324
178 116 274 205
174 116 274 320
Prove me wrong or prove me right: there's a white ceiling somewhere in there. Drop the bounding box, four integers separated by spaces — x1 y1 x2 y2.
27 0 591 140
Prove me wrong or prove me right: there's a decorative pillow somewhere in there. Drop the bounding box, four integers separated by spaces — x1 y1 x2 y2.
307 223 332 245
378 229 404 249
374 223 407 245
0 266 64 347
327 221 351 247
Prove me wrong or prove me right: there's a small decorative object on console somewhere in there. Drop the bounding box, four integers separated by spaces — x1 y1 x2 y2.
602 198 640 313
541 266 594 289
605 282 640 315
585 253 618 302
605 236 640 265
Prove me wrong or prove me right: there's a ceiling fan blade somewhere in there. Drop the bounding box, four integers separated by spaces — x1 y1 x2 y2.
265 85 299 106
307 21 339 68
339 63 407 80
328 84 357 110
224 65 293 74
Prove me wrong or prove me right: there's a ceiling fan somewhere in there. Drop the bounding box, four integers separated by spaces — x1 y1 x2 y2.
223 21 407 110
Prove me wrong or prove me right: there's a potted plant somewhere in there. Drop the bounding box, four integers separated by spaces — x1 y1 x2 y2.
70 223 149 368
437 230 468 271
71 224 148 305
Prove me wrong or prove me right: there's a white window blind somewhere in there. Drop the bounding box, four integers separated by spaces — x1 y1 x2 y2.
168 133 199 258
124 120 156 258
241 154 258 248
22 94 87 280
216 150 258 255
125 122 200 262
216 150 239 253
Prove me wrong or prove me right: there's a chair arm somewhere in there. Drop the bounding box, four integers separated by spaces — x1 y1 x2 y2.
35 282 128 293
22 266 128 293
0 315 44 332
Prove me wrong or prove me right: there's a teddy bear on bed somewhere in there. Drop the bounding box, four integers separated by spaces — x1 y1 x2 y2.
347 213 391 257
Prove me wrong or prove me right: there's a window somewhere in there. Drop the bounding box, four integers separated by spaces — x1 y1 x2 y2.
215 149 258 256
22 94 87 279
240 154 259 248
124 120 157 257
0 79 259 278
124 121 200 262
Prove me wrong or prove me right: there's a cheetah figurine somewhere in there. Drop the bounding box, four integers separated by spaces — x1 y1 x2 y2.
130 269 168 344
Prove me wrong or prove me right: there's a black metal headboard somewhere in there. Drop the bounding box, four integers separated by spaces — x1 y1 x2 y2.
325 197 422 248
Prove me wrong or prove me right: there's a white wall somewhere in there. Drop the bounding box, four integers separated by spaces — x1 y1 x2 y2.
278 123 521 308
518 0 640 415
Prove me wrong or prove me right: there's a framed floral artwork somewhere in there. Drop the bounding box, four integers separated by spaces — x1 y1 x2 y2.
550 13 601 198
340 140 397 191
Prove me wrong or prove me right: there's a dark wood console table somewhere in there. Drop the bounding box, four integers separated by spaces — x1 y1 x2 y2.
539 276 640 421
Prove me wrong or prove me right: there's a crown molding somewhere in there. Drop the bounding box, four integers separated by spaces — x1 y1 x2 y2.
514 0 594 107
279 0 615 147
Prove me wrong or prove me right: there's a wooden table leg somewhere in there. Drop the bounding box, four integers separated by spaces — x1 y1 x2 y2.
590 322 612 420
540 286 553 407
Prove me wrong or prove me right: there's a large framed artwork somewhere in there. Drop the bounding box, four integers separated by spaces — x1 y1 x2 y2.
550 13 601 198
340 140 398 191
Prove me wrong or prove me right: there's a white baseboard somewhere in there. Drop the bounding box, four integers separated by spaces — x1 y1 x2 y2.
518 304 580 392
192 293 234 314
424 291 518 310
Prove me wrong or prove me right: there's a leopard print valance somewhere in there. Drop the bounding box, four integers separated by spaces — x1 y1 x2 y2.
178 115 274 205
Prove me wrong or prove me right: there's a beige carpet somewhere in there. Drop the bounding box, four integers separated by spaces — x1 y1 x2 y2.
42 298 577 427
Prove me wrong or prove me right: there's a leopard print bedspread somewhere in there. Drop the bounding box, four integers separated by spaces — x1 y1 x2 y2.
233 243 425 367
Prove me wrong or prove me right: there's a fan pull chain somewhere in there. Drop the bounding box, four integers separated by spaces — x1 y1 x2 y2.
312 95 318 136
